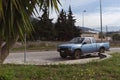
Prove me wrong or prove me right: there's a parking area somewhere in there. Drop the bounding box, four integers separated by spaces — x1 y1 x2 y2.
4 48 120 65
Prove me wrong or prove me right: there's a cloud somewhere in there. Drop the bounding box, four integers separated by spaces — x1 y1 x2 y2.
59 0 98 12
61 0 97 7
103 7 120 13
75 12 120 28
102 12 120 26
74 6 120 28
74 13 100 27
50 0 98 22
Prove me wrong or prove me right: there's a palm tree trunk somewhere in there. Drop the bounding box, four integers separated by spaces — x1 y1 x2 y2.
0 36 19 63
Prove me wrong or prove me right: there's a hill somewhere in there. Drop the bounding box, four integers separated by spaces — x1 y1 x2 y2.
77 26 98 33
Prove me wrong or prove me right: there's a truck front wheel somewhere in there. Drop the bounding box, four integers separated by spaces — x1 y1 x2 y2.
60 52 67 58
73 50 81 59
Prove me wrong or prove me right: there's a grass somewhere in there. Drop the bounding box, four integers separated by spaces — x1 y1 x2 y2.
0 53 120 80
11 43 57 52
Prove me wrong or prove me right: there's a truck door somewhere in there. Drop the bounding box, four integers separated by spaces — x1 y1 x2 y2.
91 39 97 52
81 38 95 53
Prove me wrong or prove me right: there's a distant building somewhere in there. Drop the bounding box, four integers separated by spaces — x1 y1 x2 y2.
80 27 99 40
80 27 115 41
81 32 99 40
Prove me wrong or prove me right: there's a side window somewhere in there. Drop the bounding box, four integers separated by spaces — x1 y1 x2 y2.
78 38 84 43
83 38 91 44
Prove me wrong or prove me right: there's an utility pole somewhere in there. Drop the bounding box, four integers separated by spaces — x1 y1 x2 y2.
106 25 108 40
100 0 103 42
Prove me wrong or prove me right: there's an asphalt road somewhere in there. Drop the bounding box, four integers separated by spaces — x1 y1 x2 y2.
4 48 120 65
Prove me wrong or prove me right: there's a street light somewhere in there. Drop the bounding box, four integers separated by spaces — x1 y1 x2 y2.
82 10 86 27
99 0 103 42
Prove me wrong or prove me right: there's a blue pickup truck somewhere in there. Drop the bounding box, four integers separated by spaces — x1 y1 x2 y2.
57 37 110 59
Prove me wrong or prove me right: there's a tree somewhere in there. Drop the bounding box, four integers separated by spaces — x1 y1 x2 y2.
55 9 67 41
112 34 120 41
38 5 55 40
67 6 79 39
29 17 40 41
55 6 79 41
30 5 56 41
0 0 60 63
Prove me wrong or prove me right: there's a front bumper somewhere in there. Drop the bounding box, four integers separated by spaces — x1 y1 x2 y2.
57 48 74 56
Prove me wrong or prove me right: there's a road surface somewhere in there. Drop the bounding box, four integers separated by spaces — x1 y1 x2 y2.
4 48 120 65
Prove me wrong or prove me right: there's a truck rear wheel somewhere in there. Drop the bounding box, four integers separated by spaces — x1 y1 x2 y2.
60 52 67 58
99 47 105 53
98 48 105 58
73 50 81 59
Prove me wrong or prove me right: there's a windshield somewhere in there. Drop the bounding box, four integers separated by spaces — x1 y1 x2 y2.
69 37 84 43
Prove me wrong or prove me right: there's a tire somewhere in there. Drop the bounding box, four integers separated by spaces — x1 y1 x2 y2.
99 47 105 53
73 50 81 59
60 52 67 58
98 48 105 58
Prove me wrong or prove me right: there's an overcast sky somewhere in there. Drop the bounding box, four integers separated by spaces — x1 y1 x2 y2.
49 0 120 31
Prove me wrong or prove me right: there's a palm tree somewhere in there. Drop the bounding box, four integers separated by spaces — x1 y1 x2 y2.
0 0 60 63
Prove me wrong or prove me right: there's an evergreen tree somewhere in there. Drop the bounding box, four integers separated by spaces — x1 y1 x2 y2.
39 6 55 40
55 9 67 41
55 6 80 41
30 17 40 41
67 6 79 39
31 5 55 41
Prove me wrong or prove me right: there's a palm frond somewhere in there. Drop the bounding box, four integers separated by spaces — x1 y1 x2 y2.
0 0 60 42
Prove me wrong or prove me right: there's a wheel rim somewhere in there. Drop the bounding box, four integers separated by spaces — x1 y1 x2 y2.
74 50 80 59
100 48 105 53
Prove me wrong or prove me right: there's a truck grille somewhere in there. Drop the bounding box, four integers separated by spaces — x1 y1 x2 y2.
60 48 68 51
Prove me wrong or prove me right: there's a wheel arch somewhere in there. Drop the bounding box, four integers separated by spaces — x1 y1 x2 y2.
99 46 105 50
99 46 105 53
74 48 82 54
